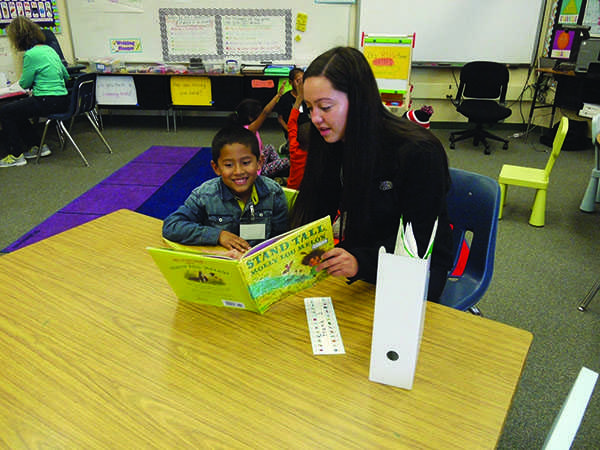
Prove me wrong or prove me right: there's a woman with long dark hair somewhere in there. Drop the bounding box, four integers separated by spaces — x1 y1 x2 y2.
291 46 453 301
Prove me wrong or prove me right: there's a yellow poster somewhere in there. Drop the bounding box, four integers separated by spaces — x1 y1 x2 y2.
363 45 410 80
170 76 212 106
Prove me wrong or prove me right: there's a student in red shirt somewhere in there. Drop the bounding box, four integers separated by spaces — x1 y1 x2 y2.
286 82 310 189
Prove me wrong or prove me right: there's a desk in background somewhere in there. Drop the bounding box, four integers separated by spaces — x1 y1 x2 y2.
528 67 600 133
96 72 283 131
0 210 532 448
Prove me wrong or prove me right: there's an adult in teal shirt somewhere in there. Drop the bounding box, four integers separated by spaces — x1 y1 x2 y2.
0 16 69 168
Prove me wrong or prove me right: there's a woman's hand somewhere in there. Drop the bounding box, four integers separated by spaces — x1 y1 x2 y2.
218 230 251 252
316 247 359 278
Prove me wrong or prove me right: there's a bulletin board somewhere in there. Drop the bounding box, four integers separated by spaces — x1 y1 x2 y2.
64 0 353 65
357 0 546 65
0 0 62 83
362 34 412 106
159 9 291 62
583 0 600 36
0 0 62 33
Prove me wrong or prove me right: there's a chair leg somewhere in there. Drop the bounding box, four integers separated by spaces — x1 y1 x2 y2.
85 112 113 154
54 121 67 151
468 306 483 316
449 127 478 149
578 278 600 312
480 129 509 149
88 107 102 130
449 124 507 154
36 120 52 164
56 120 90 167
529 188 546 227
499 183 507 219
580 173 599 212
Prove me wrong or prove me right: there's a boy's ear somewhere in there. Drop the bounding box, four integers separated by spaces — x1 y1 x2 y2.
210 160 221 175
257 153 264 171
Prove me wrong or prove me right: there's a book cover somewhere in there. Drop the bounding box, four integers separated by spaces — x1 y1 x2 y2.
147 216 334 314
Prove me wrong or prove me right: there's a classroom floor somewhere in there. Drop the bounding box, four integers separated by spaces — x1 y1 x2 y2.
2 114 599 449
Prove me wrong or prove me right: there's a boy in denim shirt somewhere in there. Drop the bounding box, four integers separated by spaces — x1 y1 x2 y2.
163 126 289 253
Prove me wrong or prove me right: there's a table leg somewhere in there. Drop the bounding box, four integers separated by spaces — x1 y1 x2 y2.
578 278 600 311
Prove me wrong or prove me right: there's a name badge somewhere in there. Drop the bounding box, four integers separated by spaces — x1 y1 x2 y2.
240 223 265 240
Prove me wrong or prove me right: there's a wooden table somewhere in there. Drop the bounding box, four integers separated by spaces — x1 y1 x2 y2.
0 210 532 448
527 68 575 134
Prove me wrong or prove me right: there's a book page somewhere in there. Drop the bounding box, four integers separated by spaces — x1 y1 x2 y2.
162 237 231 256
148 247 256 312
239 216 334 312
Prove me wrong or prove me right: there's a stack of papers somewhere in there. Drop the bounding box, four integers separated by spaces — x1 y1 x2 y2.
264 65 294 76
393 216 437 259
0 83 27 97
579 103 600 119
240 64 266 75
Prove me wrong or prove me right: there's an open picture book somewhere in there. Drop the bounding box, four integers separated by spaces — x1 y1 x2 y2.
147 216 334 314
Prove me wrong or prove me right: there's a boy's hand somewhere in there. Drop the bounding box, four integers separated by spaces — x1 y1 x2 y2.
223 249 244 260
218 230 251 252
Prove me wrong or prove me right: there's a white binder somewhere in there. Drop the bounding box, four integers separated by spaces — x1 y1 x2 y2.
369 218 435 390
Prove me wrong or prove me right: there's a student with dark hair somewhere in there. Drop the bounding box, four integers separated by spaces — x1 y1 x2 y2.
163 126 288 253
0 16 69 168
291 46 453 301
227 83 290 180
274 67 310 140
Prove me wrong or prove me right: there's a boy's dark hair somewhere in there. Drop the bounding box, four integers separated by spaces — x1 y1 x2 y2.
211 126 260 162
289 67 304 83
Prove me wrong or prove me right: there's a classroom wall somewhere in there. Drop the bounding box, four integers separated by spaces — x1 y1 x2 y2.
4 0 561 126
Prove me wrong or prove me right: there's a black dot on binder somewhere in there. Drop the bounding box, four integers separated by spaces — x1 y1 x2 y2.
386 351 399 361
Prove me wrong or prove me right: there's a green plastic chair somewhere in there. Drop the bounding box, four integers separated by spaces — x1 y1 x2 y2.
282 187 298 209
498 116 569 227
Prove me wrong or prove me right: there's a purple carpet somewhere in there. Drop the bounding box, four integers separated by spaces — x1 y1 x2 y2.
4 146 214 253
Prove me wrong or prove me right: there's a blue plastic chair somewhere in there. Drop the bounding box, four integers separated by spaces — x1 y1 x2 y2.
36 72 112 167
439 168 501 314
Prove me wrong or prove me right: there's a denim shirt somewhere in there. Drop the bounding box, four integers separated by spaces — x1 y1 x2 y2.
162 176 289 247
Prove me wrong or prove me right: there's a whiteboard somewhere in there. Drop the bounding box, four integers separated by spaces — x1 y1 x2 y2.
357 0 546 65
64 0 352 65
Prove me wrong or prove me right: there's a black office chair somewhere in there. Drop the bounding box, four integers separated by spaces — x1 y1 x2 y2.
36 73 113 167
42 29 87 78
449 61 512 155
41 29 67 66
